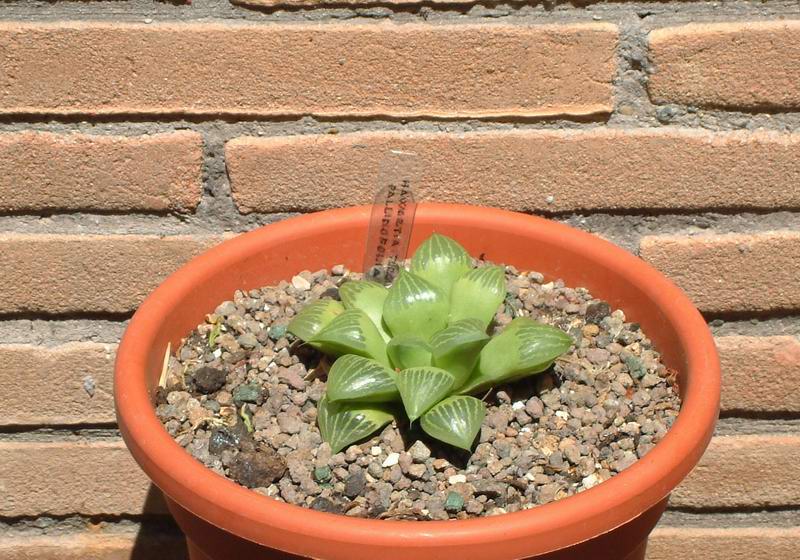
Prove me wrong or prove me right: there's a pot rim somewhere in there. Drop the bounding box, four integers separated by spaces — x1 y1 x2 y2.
115 203 720 559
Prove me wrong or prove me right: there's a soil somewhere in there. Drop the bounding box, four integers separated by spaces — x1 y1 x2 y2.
156 264 681 520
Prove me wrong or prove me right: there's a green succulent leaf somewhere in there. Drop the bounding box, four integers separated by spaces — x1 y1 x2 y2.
410 233 472 297
448 265 506 329
287 299 345 342
430 319 490 389
395 367 455 422
387 335 432 370
309 309 389 366
459 317 573 395
338 280 391 342
382 270 449 342
317 395 394 454
420 396 485 451
326 354 399 403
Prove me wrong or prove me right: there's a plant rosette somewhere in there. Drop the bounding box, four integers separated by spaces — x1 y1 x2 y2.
288 233 573 454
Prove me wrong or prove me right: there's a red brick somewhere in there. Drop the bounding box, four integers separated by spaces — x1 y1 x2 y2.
0 131 202 214
0 343 117 426
639 232 800 314
0 22 616 119
0 234 218 315
0 441 165 516
671 435 800 509
716 336 800 413
227 128 800 213
0 532 186 560
649 527 800 560
649 21 800 109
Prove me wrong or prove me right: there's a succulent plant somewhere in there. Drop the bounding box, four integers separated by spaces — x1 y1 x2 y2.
288 234 572 453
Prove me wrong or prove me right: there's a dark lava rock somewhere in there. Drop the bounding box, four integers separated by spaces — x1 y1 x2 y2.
473 480 505 499
208 427 240 455
585 301 611 325
228 449 286 488
310 496 342 513
344 471 367 498
193 367 226 394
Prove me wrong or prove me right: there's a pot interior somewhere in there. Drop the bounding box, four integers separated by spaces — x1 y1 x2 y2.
140 209 690 404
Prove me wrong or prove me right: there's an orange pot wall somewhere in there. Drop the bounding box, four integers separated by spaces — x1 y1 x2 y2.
115 203 720 560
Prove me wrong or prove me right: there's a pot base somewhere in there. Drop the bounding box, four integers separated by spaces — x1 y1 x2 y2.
174 496 664 560
186 540 648 560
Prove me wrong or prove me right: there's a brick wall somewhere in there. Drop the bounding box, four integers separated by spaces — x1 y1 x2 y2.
0 0 798 558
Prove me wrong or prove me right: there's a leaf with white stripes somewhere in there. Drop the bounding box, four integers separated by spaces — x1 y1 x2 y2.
458 317 572 395
420 396 485 451
338 280 391 341
395 366 455 422
382 270 448 342
309 309 389 366
387 335 432 370
317 395 394 454
410 233 472 297
287 299 345 342
326 354 399 403
430 319 490 389
448 265 506 329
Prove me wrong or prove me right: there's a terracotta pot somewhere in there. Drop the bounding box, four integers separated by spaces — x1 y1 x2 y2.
115 203 720 560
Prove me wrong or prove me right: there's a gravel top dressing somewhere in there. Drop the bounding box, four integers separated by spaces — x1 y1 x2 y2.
156 264 681 520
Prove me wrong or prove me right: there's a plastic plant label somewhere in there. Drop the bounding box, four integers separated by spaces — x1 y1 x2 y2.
363 150 419 285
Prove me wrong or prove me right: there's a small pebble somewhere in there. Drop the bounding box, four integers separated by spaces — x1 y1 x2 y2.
310 497 341 513
268 325 287 341
409 441 432 463
233 382 261 404
291 275 312 291
382 452 400 468
208 427 239 455
525 397 544 418
444 491 465 512
582 474 600 489
344 471 367 498
585 301 611 324
314 466 332 483
406 464 427 480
